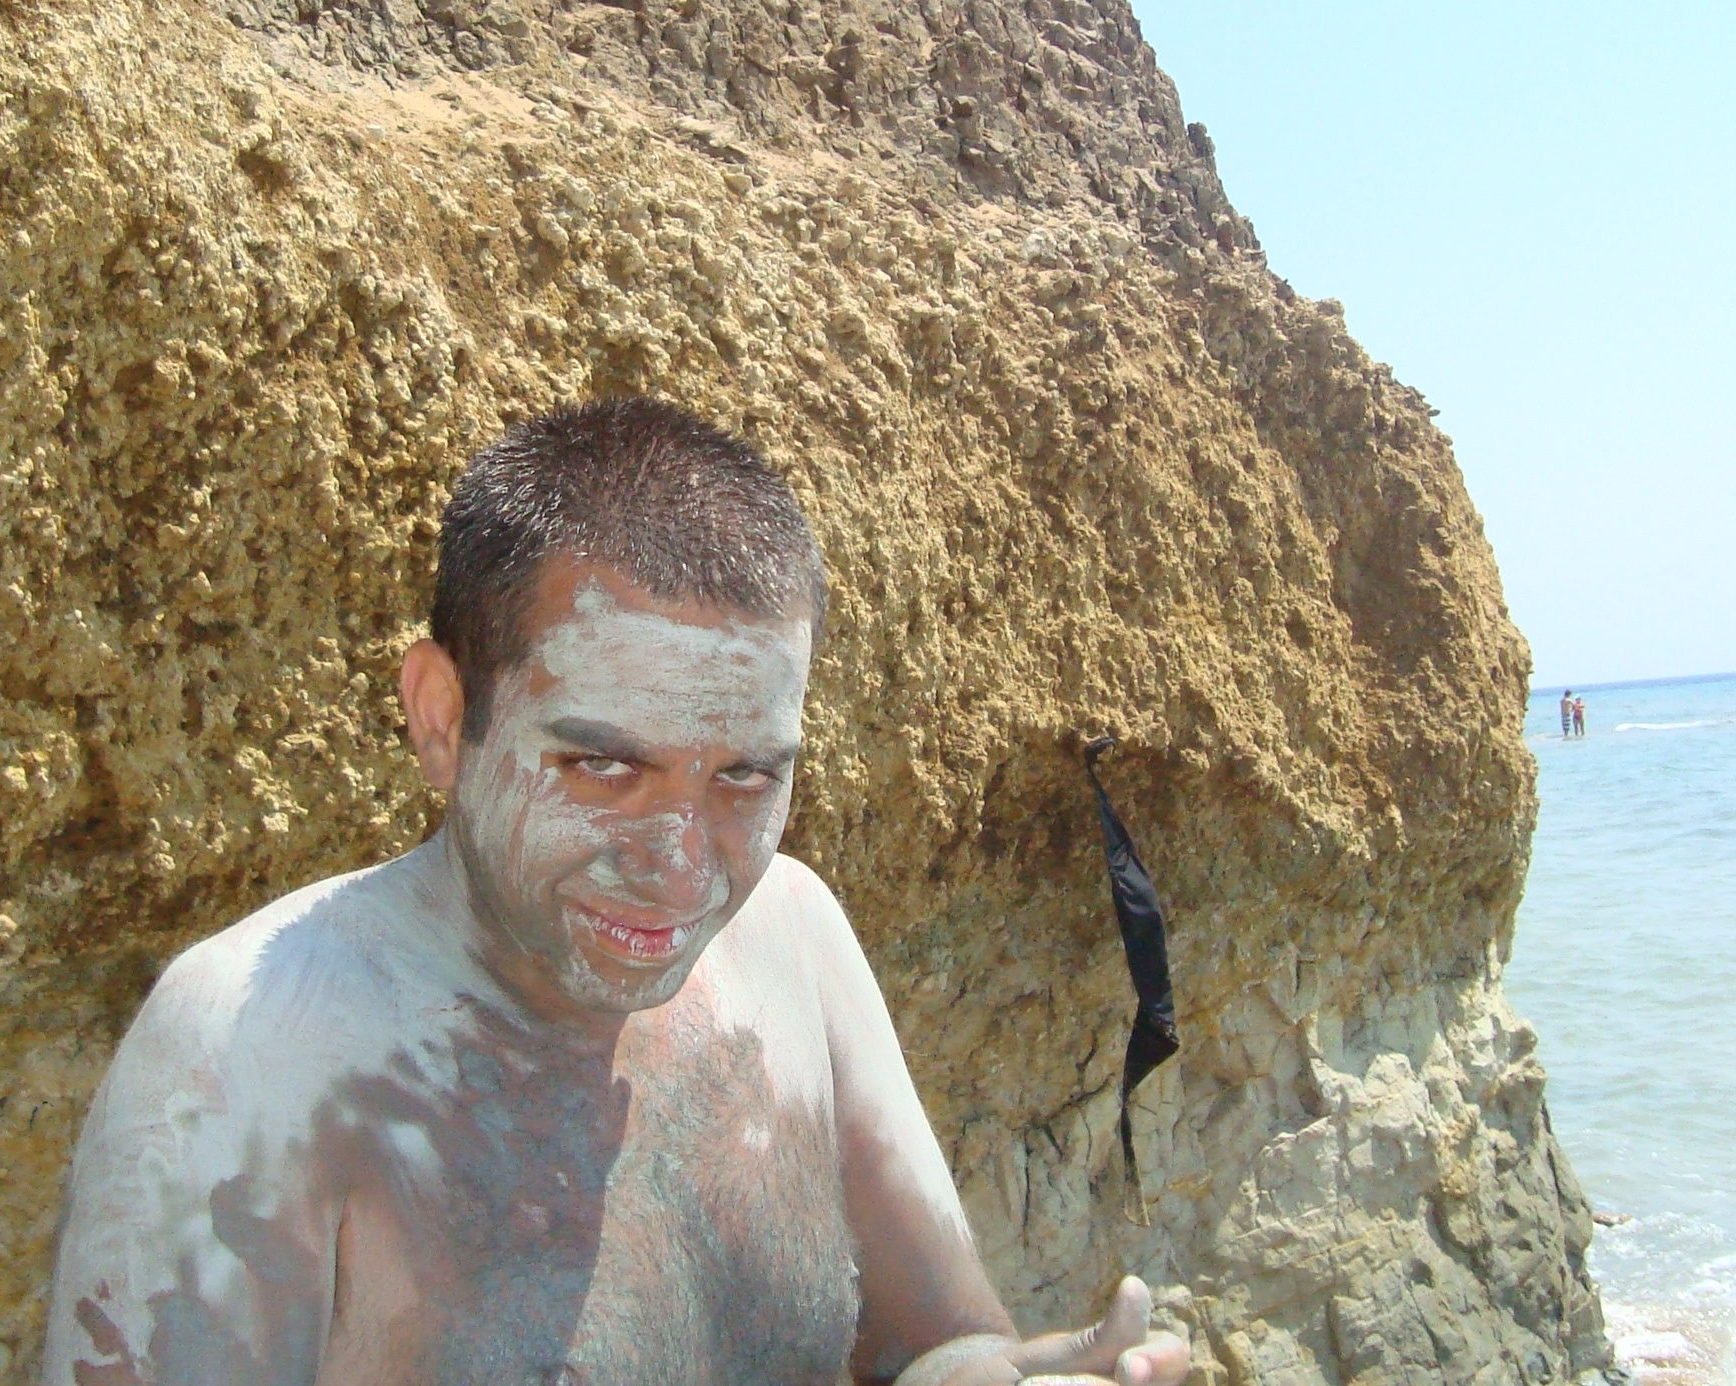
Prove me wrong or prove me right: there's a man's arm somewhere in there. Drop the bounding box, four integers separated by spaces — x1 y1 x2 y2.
798 861 1013 1382
797 860 1188 1386
43 944 338 1386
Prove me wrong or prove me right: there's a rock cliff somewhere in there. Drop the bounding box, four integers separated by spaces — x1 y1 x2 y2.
0 0 1610 1379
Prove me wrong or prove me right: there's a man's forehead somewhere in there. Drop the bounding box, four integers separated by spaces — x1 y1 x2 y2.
522 554 814 654
505 558 811 737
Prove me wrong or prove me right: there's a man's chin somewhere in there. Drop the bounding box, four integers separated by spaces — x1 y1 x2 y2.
559 953 699 1015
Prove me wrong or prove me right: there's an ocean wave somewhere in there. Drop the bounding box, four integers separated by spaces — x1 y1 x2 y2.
1603 1298 1734 1386
1611 718 1733 733
1596 1216 1736 1383
1595 1211 1736 1298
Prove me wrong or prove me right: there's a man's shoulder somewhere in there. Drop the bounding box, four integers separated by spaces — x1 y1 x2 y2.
743 852 848 925
138 850 462 1071
163 856 399 990
720 852 859 973
725 853 880 1005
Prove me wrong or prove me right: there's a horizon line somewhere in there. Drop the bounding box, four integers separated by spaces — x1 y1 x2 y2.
1528 670 1736 697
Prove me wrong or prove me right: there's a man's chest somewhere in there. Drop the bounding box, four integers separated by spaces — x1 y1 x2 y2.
327 1015 859 1385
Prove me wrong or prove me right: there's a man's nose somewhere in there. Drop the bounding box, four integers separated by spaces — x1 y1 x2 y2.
614 808 720 912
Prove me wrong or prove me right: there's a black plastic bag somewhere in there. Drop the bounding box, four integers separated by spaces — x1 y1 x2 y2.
1083 737 1179 1225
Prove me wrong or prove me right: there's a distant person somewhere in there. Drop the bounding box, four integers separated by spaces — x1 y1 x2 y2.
1560 689 1574 739
1573 696 1587 738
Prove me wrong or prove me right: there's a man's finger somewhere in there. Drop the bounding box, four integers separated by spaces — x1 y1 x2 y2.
1098 1276 1155 1353
1019 1339 1189 1386
1005 1276 1154 1378
1116 1332 1190 1386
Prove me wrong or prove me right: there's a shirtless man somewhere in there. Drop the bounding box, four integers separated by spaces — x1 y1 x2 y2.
44 399 1189 1386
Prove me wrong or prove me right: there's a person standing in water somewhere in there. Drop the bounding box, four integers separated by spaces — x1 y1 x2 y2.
1560 690 1575 739
1573 695 1587 738
43 399 1189 1386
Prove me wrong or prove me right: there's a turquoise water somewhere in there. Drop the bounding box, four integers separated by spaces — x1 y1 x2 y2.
1506 674 1736 1378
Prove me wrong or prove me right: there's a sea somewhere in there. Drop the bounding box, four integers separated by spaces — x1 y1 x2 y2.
1504 673 1736 1385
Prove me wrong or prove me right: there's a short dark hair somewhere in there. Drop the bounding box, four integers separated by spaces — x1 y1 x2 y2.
431 397 828 740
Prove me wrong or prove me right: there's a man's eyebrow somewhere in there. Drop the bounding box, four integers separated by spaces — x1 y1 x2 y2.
732 741 803 772
542 719 801 771
542 717 655 762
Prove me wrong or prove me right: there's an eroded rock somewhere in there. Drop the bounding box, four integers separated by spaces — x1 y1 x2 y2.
0 0 1609 1380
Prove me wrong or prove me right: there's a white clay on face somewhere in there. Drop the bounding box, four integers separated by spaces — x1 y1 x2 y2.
450 578 811 1014
531 582 810 761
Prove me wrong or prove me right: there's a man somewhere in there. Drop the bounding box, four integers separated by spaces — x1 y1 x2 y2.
1560 690 1574 739
45 399 1188 1385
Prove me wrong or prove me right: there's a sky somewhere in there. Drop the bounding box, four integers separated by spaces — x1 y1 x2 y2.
1127 1 1734 688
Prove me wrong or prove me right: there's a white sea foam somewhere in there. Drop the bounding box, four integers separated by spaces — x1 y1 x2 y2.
1599 1213 1736 1382
1603 1292 1734 1385
1612 718 1730 732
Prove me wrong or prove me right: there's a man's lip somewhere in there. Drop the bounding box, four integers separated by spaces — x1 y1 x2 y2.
563 899 703 933
565 904 702 965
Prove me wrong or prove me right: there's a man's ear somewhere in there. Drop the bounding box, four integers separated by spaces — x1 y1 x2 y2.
400 638 467 792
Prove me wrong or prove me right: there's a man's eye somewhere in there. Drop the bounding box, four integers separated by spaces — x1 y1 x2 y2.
564 755 634 780
716 766 775 791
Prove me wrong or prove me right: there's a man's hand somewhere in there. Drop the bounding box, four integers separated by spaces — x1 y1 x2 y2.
896 1276 1190 1386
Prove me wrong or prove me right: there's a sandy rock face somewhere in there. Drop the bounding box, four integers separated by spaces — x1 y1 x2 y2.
0 0 1608 1380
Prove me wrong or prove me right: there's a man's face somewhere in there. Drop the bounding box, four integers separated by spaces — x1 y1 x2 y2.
448 556 812 1015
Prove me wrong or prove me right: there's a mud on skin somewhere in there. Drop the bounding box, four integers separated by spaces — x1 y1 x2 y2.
73 984 858 1386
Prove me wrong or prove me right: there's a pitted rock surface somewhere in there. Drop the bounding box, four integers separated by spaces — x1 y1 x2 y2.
0 0 1610 1381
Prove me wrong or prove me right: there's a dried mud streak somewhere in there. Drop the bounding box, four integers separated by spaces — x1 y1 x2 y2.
0 0 1603 1380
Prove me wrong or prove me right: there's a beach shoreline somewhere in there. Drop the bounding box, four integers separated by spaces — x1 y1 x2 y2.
1602 1295 1734 1386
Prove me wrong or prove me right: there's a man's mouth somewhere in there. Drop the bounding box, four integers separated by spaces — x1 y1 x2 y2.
581 911 699 965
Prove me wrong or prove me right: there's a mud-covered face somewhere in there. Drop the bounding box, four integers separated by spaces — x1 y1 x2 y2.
449 557 811 1015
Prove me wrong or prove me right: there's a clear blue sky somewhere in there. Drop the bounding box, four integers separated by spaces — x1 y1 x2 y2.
1128 1 1734 688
